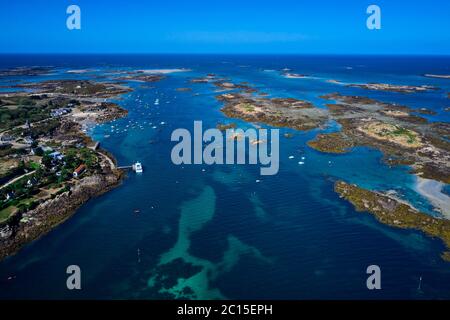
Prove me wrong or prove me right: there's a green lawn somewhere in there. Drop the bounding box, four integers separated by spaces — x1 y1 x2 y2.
0 206 17 223
242 104 255 112
17 198 34 206
28 161 41 170
392 127 417 143
0 197 35 223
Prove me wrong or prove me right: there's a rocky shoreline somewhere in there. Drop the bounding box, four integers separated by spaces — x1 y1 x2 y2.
0 169 123 261
335 181 450 262
309 93 450 184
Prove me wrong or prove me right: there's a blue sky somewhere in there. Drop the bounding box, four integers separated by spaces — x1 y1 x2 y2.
1 0 450 54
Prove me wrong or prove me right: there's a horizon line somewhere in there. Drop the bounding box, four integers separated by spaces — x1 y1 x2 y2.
1 52 450 57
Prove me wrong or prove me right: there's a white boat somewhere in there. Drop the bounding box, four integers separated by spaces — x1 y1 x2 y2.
134 162 143 173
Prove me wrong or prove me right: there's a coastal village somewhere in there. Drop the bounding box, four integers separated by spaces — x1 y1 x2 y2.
0 73 134 259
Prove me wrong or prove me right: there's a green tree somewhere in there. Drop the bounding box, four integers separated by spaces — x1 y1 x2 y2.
41 154 53 168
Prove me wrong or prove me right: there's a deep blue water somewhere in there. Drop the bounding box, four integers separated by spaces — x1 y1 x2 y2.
0 54 449 299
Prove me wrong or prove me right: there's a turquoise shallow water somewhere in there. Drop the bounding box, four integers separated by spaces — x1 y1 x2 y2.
0 55 449 299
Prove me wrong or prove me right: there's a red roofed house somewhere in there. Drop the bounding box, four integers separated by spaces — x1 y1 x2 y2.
73 164 86 178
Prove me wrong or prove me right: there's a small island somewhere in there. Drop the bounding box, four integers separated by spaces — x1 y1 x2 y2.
0 67 53 77
307 132 354 153
308 93 450 184
424 74 450 79
213 81 257 93
335 181 450 262
216 91 327 131
347 82 439 94
283 73 308 79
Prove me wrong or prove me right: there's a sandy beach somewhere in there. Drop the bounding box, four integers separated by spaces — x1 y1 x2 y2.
415 177 450 219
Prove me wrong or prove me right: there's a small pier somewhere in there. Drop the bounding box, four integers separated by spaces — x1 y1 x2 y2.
117 165 133 170
117 162 143 173
89 142 100 151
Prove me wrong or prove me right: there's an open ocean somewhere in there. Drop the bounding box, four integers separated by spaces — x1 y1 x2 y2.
0 54 449 299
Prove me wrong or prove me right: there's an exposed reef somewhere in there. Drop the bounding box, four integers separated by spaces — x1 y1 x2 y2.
0 67 53 77
217 92 328 131
216 122 237 131
116 74 166 83
213 81 257 93
314 93 450 184
307 132 354 154
14 79 132 98
335 181 450 262
347 82 439 94
209 80 450 185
